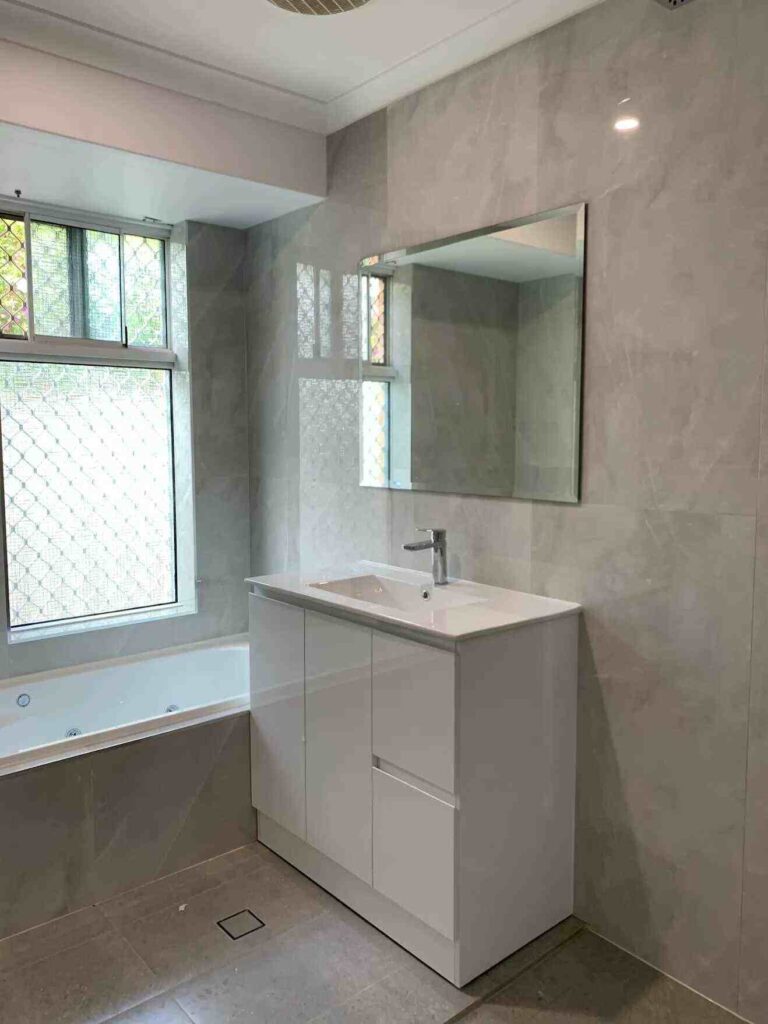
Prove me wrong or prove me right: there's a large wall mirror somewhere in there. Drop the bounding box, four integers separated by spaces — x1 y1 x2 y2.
359 204 585 503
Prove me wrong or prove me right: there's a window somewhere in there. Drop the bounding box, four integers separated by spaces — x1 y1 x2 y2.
360 272 391 487
30 221 166 346
0 207 187 637
0 216 28 339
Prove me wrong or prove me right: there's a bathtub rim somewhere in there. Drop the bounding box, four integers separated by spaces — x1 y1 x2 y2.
0 632 249 778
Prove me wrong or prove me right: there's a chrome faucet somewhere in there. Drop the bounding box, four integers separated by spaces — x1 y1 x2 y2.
403 528 448 586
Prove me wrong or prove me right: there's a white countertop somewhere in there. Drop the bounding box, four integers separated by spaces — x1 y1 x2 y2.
246 562 580 642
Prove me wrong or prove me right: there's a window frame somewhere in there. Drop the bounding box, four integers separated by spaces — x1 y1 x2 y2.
1 201 174 367
359 270 394 488
0 201 194 642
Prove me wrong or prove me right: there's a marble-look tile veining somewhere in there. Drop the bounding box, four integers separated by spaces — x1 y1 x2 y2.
245 0 768 1016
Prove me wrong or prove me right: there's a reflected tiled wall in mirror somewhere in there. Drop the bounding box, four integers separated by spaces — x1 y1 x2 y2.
360 205 585 503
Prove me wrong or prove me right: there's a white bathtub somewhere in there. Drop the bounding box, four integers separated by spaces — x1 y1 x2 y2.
0 636 249 777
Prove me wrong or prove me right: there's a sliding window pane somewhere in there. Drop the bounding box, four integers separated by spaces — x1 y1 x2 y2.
30 222 71 337
30 222 121 341
84 230 121 341
0 216 28 338
124 235 166 347
0 363 176 627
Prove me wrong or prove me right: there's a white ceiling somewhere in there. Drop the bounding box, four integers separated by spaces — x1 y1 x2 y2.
397 235 580 284
0 122 322 228
0 0 602 133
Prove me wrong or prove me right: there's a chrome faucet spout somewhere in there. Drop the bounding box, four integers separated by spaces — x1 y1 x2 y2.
402 540 434 552
402 528 448 586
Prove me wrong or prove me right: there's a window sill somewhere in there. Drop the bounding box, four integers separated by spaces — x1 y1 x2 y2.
8 601 198 645
0 337 175 368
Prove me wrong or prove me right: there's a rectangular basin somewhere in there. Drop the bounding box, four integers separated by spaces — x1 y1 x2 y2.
310 574 483 613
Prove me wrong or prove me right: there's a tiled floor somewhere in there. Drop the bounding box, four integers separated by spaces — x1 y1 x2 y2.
0 842 743 1024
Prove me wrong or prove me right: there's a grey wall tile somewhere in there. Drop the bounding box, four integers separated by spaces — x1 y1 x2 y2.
580 190 766 515
738 515 768 1023
0 757 91 939
0 716 255 940
531 503 753 1006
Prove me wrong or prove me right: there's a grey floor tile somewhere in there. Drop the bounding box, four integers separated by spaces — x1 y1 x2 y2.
173 908 406 1024
308 962 475 1024
103 995 193 1022
461 931 743 1024
99 862 227 929
118 861 328 988
0 930 159 1024
0 905 113 972
464 918 585 1000
203 842 275 885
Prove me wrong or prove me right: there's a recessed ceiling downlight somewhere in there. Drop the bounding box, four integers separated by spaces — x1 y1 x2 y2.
614 116 640 133
267 0 373 12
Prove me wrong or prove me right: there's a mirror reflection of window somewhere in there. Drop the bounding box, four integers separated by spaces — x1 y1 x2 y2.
358 205 585 503
296 262 331 359
360 272 392 487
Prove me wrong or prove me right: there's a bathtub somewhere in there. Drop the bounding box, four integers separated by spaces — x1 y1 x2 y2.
0 636 249 777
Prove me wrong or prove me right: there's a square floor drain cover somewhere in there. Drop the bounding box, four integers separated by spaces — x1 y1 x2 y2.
217 910 265 940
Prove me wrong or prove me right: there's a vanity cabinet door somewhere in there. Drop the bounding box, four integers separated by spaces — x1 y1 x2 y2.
372 632 456 793
250 594 306 840
306 612 373 883
372 767 455 939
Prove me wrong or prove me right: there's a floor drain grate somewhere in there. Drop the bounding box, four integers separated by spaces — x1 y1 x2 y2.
217 910 265 940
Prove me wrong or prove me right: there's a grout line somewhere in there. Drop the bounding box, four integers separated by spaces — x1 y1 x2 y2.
0 905 124 978
465 923 586 1008
587 926 749 1023
735 234 768 1018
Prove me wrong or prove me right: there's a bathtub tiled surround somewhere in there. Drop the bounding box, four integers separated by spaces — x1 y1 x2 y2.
0 845 742 1024
245 0 768 1019
0 715 254 941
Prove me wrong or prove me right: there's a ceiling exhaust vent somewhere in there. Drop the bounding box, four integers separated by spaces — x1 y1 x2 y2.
266 0 373 12
651 0 698 8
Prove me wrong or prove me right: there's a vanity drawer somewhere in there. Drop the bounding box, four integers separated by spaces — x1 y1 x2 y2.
372 631 455 792
372 767 455 940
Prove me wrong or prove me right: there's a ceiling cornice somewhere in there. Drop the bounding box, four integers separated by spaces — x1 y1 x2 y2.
0 0 603 136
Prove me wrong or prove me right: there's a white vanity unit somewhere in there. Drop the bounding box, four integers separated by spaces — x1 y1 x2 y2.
247 563 579 986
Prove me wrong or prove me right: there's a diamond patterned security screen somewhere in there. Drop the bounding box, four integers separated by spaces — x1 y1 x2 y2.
361 380 389 487
361 275 386 364
29 221 165 346
124 235 166 347
0 363 176 628
296 262 332 358
0 216 28 339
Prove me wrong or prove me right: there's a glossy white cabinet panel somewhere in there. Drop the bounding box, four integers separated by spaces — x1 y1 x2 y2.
455 617 578 981
372 631 455 793
249 568 579 988
372 767 455 940
306 611 373 883
250 593 306 840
